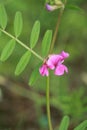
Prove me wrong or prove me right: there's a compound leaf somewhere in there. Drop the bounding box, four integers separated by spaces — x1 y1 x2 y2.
29 63 41 86
15 51 31 75
59 116 70 130
0 31 1 36
66 4 84 13
0 39 16 61
14 11 23 37
42 30 52 56
0 5 7 29
74 120 87 130
30 20 40 49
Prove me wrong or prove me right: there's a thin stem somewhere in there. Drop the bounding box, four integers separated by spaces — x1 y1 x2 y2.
0 28 43 61
46 75 53 130
49 8 64 54
46 2 67 130
50 0 67 54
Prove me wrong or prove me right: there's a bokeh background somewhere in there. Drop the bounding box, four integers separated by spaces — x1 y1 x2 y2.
0 0 87 130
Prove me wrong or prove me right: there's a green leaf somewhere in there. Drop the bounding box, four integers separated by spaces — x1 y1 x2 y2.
0 5 7 29
42 30 52 56
29 63 41 86
15 51 31 75
0 39 16 61
66 4 84 13
74 120 87 130
59 116 70 130
30 20 40 49
14 11 23 37
0 31 1 36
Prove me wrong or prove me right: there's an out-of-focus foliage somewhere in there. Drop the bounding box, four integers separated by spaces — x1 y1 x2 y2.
0 0 87 129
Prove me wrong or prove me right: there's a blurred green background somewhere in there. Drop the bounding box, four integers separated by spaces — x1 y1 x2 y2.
0 0 87 130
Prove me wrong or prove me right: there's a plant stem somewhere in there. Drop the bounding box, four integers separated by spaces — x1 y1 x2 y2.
46 75 53 130
46 2 67 130
49 8 64 54
0 28 43 61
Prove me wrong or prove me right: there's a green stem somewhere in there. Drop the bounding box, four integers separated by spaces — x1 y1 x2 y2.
46 75 53 130
49 8 64 54
0 28 43 61
46 1 67 130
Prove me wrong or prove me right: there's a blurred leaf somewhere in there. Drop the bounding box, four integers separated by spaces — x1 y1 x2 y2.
74 120 87 130
15 51 31 75
42 30 52 56
38 115 48 128
0 39 16 61
0 30 1 36
0 5 7 29
59 116 70 130
14 11 23 37
66 4 84 13
30 20 40 49
29 63 41 86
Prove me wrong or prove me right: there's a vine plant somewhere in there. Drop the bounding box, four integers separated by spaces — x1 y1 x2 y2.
0 0 87 130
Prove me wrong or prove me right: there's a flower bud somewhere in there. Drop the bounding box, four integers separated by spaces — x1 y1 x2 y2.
55 0 63 6
46 4 58 11
45 0 64 12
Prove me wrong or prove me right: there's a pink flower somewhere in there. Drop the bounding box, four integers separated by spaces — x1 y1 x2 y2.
39 51 69 76
39 64 49 76
47 54 63 69
55 64 68 76
60 51 69 59
46 4 58 11
47 51 69 76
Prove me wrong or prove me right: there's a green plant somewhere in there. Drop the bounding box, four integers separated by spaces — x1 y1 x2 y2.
0 0 87 130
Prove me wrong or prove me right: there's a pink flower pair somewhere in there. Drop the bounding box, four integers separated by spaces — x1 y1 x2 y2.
39 51 69 76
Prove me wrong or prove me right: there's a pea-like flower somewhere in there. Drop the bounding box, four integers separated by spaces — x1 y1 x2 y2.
45 1 64 11
39 63 49 76
39 51 69 76
46 4 58 11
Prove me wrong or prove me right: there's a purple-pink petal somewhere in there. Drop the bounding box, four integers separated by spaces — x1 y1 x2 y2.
39 64 49 76
39 51 69 77
55 64 68 76
60 51 69 59
47 54 63 69
46 4 58 11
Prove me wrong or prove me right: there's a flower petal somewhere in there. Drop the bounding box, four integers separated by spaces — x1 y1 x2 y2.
60 51 69 59
47 54 62 69
39 64 49 76
54 64 68 76
46 4 58 11
39 51 69 77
